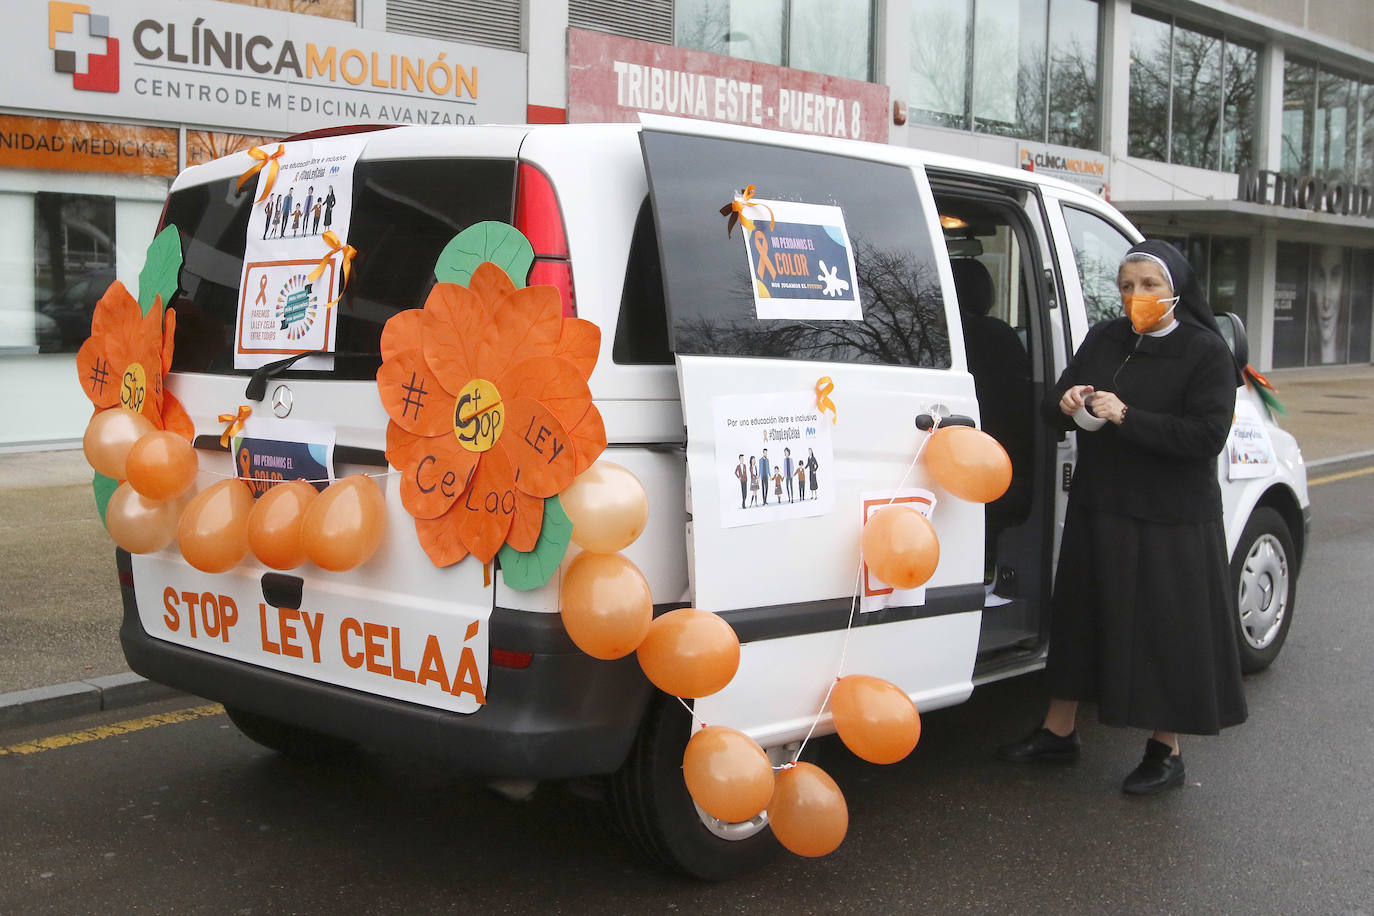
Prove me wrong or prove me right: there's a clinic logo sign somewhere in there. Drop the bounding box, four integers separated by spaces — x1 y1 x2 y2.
49 2 119 93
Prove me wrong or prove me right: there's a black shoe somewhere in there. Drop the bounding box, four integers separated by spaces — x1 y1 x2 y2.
996 727 1080 763
1122 738 1185 795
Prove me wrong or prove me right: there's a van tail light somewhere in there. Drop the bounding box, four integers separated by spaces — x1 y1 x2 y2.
491 648 533 670
514 162 575 316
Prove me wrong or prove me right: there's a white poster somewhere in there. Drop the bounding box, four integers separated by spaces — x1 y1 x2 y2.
1227 399 1278 480
860 488 938 613
234 135 368 369
740 199 863 321
712 391 835 528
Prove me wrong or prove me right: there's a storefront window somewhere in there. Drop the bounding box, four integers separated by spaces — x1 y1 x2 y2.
676 0 872 80
912 0 1100 148
1272 241 1373 368
1363 83 1374 185
33 193 115 355
1127 8 1256 171
1281 60 1315 174
1283 60 1374 184
1316 70 1360 184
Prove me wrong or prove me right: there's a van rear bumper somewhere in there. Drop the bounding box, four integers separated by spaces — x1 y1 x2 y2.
117 553 652 780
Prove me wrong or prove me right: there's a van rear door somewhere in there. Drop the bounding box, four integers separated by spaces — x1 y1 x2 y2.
640 124 986 742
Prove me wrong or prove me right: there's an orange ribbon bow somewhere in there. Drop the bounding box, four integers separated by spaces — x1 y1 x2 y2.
720 185 777 237
815 376 838 425
306 230 357 308
218 405 252 448
236 145 286 203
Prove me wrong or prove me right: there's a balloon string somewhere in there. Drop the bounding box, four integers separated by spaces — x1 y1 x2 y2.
789 419 938 765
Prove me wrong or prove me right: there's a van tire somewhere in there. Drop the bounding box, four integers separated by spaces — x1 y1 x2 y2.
224 706 357 761
1230 507 1296 673
608 694 779 881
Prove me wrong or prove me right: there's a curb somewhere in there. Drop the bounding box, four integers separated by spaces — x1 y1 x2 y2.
0 673 185 730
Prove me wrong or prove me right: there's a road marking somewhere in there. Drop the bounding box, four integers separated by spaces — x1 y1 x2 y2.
0 703 224 756
1309 466 1374 487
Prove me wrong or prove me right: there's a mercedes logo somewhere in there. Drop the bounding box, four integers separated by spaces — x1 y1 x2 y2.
271 384 294 418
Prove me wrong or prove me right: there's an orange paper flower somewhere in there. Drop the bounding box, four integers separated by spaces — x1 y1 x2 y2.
378 262 605 566
76 281 193 441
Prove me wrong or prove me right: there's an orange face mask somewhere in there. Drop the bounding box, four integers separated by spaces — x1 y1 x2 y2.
1125 294 1179 333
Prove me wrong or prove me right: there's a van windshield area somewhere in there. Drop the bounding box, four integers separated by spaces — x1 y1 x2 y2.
163 158 517 380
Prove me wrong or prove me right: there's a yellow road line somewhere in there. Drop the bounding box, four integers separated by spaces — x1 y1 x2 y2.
1309 466 1374 487
0 703 224 756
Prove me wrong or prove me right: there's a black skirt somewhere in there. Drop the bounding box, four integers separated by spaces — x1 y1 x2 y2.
1046 504 1248 735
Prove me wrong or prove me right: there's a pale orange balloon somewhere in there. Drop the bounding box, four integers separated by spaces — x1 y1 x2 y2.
560 460 649 554
178 478 254 573
560 551 652 659
862 506 940 590
682 725 775 823
302 475 387 572
636 608 740 699
105 482 181 554
125 430 199 500
248 480 319 570
924 425 1012 503
831 674 922 765
768 762 849 858
83 407 155 480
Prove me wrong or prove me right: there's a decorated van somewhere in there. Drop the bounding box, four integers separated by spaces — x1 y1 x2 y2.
87 118 1308 879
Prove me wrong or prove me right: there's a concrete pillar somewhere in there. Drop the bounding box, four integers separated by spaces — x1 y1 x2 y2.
1249 226 1278 371
1100 0 1132 161
523 0 570 113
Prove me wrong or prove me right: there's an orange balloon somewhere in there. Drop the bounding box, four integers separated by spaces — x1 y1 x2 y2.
178 478 254 573
126 430 199 500
302 475 387 572
831 675 922 764
682 726 775 823
636 608 740 699
83 407 155 480
861 506 940 589
560 551 652 659
105 482 181 554
248 480 319 570
924 425 1012 503
561 461 649 553
768 762 849 858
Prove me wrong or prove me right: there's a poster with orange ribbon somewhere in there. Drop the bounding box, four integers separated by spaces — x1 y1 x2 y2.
234 136 368 369
740 199 862 322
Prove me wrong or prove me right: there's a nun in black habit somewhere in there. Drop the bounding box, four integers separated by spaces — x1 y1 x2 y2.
997 239 1248 795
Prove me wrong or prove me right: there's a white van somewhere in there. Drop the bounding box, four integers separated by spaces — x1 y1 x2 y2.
118 118 1309 879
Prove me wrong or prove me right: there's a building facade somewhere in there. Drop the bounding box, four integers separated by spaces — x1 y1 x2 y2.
2 0 1371 446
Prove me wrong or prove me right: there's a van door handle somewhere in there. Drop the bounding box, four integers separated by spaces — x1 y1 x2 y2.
915 413 976 431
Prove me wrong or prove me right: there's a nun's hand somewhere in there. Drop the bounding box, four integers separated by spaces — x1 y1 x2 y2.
1090 391 1127 425
1059 385 1094 416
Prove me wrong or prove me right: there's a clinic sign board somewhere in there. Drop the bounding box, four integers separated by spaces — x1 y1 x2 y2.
18 0 526 134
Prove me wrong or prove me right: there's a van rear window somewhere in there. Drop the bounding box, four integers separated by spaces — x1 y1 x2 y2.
164 158 516 380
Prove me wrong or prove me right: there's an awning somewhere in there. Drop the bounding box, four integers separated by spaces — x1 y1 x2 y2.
1113 198 1374 240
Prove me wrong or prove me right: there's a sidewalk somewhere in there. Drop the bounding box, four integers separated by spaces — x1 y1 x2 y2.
2 365 1372 727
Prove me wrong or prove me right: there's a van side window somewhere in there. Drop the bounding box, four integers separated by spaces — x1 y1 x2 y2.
1061 205 1133 325
642 132 951 369
164 158 517 379
612 199 673 365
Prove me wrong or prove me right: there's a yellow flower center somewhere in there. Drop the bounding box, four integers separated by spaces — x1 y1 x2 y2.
453 378 504 453
120 362 148 413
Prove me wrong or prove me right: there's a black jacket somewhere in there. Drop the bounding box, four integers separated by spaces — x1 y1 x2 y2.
1043 318 1236 523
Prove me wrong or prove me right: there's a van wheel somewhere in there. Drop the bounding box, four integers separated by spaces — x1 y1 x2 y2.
224 706 357 761
1231 507 1296 673
609 695 780 881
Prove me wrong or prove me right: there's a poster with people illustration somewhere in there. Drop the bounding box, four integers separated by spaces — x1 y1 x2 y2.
740 198 863 321
234 136 368 369
712 391 834 528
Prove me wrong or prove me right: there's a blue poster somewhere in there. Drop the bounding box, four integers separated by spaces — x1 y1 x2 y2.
740 199 863 320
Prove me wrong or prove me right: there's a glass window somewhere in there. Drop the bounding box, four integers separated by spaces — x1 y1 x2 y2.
1208 237 1249 318
612 200 672 365
790 0 871 82
1047 0 1100 148
33 193 116 355
1127 11 1171 161
1308 244 1350 365
641 131 950 368
1061 205 1133 325
1362 83 1374 185
1316 70 1360 183
910 0 970 129
165 158 517 379
1170 23 1223 169
1281 60 1316 174
1350 251 1372 364
913 0 1101 147
1221 41 1257 172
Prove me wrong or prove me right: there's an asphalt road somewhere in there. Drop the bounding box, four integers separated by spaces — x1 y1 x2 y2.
2 464 1372 915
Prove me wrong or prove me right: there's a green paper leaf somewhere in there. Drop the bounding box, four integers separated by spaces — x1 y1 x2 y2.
497 495 573 591
138 226 183 317
93 472 119 529
435 222 533 288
